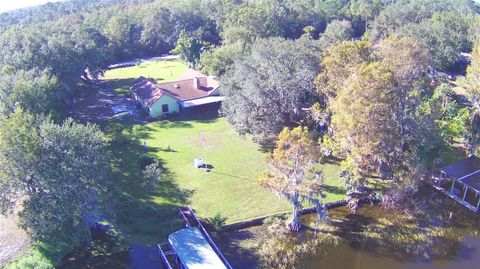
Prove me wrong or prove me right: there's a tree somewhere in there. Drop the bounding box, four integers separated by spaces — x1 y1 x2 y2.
221 37 321 144
367 0 465 41
104 14 142 60
0 69 63 121
171 31 208 67
140 6 177 54
0 110 111 242
199 41 246 76
466 45 480 154
258 127 323 231
318 20 354 51
220 5 283 45
400 11 476 69
331 62 402 183
319 38 439 194
316 40 372 102
349 0 386 32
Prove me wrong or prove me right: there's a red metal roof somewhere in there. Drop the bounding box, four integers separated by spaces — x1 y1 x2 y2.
130 75 220 106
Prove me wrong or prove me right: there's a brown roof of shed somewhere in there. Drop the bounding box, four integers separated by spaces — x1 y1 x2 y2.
130 75 220 106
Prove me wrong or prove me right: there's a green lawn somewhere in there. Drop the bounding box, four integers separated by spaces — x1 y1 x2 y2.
142 117 290 222
110 116 346 244
103 59 188 83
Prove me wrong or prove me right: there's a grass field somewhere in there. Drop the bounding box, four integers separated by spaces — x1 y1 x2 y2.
103 59 188 83
110 115 346 244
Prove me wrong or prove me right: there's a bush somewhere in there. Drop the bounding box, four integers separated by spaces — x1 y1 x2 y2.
207 213 228 230
139 155 156 169
142 162 162 189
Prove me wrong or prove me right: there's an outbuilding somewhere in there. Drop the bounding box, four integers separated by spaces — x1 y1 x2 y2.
432 156 480 212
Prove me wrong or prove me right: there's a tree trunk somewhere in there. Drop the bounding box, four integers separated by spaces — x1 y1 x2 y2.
290 193 301 231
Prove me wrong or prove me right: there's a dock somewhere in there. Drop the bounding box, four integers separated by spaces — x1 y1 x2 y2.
158 206 233 269
426 156 480 212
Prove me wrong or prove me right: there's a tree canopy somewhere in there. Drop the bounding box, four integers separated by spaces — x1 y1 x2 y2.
221 37 322 144
258 127 323 230
0 110 111 242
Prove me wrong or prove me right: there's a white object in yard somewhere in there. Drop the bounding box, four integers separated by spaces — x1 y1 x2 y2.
193 158 204 168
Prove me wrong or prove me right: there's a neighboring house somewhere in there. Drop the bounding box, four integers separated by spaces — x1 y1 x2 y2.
130 70 223 118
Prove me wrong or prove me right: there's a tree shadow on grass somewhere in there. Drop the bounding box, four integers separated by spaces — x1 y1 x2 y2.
322 185 346 196
99 78 137 90
109 139 190 245
149 120 194 129
210 229 259 269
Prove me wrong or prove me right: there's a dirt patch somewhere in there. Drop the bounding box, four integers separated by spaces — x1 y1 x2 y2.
68 81 144 125
0 215 30 267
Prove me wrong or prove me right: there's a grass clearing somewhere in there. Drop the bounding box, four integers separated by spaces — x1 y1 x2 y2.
103 60 188 83
110 116 346 244
141 117 346 221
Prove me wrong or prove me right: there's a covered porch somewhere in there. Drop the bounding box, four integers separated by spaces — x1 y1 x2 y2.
432 156 480 212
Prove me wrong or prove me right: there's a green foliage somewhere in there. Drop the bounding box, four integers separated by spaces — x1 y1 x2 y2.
0 69 63 121
142 162 162 190
171 31 208 67
199 41 246 76
319 38 438 189
348 0 386 31
206 213 228 230
4 240 72 269
318 20 354 51
259 126 322 229
368 0 467 41
221 37 322 143
221 5 283 45
400 10 476 69
465 45 480 153
0 110 112 243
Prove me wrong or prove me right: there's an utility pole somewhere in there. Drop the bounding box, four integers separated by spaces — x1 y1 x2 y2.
200 133 208 171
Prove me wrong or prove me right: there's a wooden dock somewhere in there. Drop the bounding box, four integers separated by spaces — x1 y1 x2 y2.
424 156 480 213
158 206 233 269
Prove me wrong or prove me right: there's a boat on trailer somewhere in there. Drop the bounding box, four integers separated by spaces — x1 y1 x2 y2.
158 206 233 269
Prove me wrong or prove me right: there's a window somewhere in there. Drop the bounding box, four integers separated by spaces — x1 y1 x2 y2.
162 104 169 113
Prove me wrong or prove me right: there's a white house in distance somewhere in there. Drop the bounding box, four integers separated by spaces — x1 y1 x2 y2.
130 69 223 118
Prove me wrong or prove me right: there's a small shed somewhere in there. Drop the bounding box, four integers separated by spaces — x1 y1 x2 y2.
433 156 480 212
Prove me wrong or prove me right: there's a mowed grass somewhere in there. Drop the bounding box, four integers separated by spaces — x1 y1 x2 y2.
142 117 290 222
132 117 345 223
103 59 188 83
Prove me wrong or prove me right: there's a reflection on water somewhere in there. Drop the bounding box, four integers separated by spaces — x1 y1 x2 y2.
301 192 480 269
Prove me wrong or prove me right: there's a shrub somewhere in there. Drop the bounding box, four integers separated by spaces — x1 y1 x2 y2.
207 213 228 230
142 162 162 189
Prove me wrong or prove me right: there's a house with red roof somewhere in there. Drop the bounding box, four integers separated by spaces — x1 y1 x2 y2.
130 70 223 118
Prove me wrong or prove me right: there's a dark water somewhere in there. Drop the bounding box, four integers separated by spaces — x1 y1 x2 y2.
301 194 480 269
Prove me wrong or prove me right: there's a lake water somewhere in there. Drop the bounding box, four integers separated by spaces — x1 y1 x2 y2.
301 193 480 269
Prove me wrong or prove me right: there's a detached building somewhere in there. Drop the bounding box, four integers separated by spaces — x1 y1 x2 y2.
130 70 223 118
430 156 480 212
